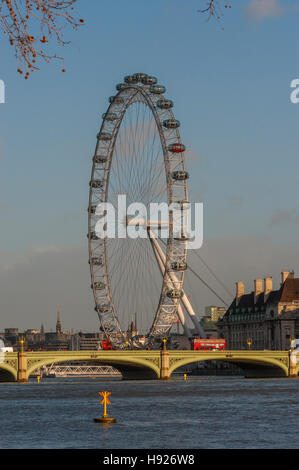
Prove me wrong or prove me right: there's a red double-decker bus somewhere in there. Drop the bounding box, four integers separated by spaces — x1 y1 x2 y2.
101 339 113 350
192 338 226 351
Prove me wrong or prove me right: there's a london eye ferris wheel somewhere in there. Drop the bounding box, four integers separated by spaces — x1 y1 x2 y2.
87 73 190 349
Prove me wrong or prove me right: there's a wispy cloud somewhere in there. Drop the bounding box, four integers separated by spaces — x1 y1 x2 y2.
185 148 201 163
269 209 299 226
0 244 95 331
225 195 244 211
245 0 285 22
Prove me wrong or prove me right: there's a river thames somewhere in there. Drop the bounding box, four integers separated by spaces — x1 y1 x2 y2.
0 376 298 449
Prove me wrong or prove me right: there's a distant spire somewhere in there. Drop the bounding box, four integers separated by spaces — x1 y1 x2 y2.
40 323 45 334
56 305 62 334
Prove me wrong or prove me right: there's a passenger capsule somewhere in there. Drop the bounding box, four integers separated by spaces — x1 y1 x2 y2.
88 204 97 214
94 305 102 313
156 99 173 109
88 257 103 265
109 95 125 104
172 171 189 180
89 231 100 240
116 83 127 91
167 289 183 299
174 233 190 241
141 75 158 85
150 85 166 94
163 119 180 129
93 282 106 290
170 261 187 271
94 155 108 164
168 143 185 153
102 112 118 121
124 75 139 84
89 179 103 189
173 200 190 210
97 304 110 313
97 132 112 141
132 73 147 82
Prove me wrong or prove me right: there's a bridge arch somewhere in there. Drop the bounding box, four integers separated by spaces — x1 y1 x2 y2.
26 354 160 380
169 353 289 378
0 363 18 382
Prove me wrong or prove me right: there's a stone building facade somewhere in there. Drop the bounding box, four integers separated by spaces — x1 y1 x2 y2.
204 306 226 322
218 271 299 350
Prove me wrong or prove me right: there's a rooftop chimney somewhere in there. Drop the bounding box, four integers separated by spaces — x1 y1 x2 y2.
254 278 263 303
281 271 293 285
236 281 245 306
264 277 273 301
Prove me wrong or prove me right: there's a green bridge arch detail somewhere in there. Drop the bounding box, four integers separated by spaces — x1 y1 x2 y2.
168 353 289 377
0 363 18 382
26 354 160 380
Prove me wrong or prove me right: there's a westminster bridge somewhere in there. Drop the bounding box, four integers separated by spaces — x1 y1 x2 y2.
0 348 298 382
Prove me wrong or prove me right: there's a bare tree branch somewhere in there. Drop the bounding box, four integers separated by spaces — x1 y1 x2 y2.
198 0 232 21
0 0 84 77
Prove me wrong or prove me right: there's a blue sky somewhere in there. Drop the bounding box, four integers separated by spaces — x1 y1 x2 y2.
0 0 298 331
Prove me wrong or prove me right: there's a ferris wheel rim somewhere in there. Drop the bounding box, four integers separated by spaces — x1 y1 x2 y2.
88 74 189 349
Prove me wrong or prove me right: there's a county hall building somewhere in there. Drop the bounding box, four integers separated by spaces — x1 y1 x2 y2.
218 271 299 350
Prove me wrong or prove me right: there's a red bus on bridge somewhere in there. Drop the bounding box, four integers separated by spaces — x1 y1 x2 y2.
101 339 113 350
192 338 226 351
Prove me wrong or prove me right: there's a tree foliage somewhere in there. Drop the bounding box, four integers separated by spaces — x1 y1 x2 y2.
0 0 84 77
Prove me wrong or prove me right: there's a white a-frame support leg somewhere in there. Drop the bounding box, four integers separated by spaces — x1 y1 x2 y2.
148 233 192 338
149 231 206 338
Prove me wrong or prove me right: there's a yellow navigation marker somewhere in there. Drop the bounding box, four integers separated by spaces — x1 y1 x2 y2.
37 375 40 383
94 391 117 424
184 373 187 381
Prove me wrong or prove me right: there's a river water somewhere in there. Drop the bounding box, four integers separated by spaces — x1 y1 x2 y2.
0 376 298 449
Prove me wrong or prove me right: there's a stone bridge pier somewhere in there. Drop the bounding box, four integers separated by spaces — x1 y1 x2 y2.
17 351 28 383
